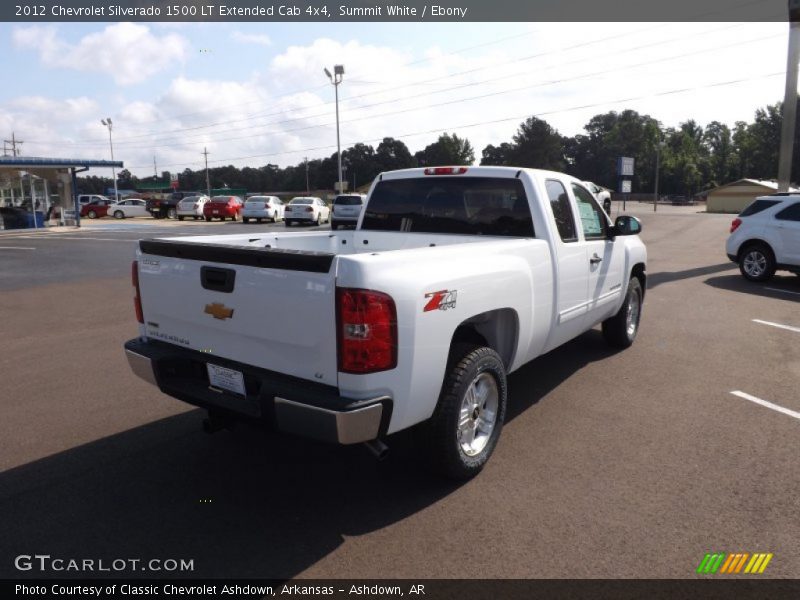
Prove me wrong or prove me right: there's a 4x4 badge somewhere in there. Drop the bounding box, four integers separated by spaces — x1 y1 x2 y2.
204 303 234 320
424 290 457 312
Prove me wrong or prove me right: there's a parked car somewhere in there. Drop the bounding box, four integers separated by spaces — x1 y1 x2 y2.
147 192 189 219
583 182 611 204
125 166 646 479
80 198 116 219
176 195 210 221
726 194 800 281
0 206 29 230
284 196 330 226
242 196 284 223
331 193 367 230
78 194 113 207
203 195 243 221
108 199 149 219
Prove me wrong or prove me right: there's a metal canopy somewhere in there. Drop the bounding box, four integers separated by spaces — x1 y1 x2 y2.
0 157 123 169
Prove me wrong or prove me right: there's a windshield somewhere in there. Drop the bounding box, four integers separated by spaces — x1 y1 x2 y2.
360 177 534 237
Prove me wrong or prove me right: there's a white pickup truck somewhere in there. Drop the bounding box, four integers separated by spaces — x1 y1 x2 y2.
125 166 646 479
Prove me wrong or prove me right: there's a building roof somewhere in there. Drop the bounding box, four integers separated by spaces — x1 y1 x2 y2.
0 156 123 169
708 178 800 194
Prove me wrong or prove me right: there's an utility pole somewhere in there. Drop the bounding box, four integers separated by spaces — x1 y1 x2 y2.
153 155 158 179
324 65 345 194
778 0 800 192
304 156 310 195
203 147 211 198
4 132 24 157
100 118 118 201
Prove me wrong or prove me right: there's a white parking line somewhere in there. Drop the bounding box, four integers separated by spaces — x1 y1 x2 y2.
730 391 800 421
764 287 800 296
0 246 35 250
752 319 800 334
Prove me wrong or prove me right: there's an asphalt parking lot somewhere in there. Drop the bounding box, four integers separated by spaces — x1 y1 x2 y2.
1 205 798 579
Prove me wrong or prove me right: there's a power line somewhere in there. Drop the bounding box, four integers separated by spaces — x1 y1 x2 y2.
125 71 783 171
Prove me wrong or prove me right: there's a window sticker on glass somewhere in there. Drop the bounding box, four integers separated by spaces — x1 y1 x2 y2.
578 201 602 236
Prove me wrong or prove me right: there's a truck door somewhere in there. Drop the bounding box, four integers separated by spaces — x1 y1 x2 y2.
542 178 591 350
570 183 625 327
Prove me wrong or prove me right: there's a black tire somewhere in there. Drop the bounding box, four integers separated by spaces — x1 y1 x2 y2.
167 208 177 219
178 215 185 221
205 216 211 222
331 223 338 231
602 277 643 348
87 210 97 219
193 216 199 220
285 220 292 227
243 217 249 224
231 214 237 221
738 243 776 282
113 210 124 219
423 345 507 480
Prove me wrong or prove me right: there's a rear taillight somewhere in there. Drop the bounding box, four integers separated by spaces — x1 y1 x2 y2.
305 207 314 212
730 218 742 233
264 203 271 208
193 204 198 209
337 288 397 374
424 167 468 175
132 261 143 324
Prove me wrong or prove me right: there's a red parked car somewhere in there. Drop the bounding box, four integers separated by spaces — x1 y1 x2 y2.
203 195 243 221
80 198 116 219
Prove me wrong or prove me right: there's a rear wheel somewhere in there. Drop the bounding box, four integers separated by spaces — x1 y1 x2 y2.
178 215 185 221
87 210 97 219
602 277 643 348
739 243 776 282
423 345 507 480
243 217 249 224
113 210 124 219
167 208 177 219
205 216 211 222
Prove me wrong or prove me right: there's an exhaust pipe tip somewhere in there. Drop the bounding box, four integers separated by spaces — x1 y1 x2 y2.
363 438 389 461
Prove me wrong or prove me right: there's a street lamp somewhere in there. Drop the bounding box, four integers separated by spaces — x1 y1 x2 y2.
653 131 665 213
324 64 345 194
100 118 119 202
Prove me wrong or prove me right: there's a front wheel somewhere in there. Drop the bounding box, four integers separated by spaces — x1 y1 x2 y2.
167 208 177 219
87 210 97 219
602 277 643 348
423 346 507 480
113 210 124 219
739 243 776 282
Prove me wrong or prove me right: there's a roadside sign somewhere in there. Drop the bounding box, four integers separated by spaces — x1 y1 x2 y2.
620 179 632 193
618 157 635 177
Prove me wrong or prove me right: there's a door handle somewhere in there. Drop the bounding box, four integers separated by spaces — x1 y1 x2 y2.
590 253 603 265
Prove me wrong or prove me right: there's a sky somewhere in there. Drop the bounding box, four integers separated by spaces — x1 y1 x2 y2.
0 20 795 179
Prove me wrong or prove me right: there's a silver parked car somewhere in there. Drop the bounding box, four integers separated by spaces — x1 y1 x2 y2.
176 195 210 221
331 194 367 230
242 196 284 223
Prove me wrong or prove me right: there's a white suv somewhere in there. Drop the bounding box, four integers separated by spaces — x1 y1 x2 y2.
726 194 800 281
331 193 367 230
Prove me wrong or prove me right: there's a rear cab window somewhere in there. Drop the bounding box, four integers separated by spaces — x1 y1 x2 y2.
545 179 577 242
361 176 534 237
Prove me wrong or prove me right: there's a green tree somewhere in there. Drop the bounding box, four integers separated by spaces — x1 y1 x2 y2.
415 133 474 167
480 142 514 166
509 117 565 170
375 137 415 172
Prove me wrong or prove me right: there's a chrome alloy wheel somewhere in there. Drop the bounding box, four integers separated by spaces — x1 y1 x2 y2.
625 286 641 338
457 372 499 457
743 250 767 278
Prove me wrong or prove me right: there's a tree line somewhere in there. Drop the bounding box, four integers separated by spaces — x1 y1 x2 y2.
79 99 800 198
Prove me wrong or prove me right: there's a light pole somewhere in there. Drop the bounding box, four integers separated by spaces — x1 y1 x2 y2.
653 134 664 213
101 118 118 202
324 64 345 194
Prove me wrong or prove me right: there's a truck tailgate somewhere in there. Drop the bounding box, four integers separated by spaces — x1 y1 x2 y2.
136 239 338 386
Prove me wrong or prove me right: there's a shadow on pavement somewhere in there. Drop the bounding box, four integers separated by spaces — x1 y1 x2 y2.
648 262 736 289
705 273 800 301
0 331 615 579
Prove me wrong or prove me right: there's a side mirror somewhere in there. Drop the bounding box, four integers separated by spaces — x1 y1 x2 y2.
613 215 642 236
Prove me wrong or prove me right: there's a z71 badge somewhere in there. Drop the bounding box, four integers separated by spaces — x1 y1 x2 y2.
424 290 458 312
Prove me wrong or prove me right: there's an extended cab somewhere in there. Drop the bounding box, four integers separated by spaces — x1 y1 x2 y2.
125 167 646 479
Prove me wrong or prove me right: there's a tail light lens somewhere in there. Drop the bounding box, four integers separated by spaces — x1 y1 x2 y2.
337 288 397 374
192 204 198 209
730 218 742 233
305 207 314 212
132 261 144 324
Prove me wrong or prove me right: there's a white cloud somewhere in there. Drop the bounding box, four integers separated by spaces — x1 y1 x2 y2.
12 23 189 85
232 31 272 47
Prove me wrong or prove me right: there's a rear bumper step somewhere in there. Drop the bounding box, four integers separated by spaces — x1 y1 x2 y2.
124 338 391 444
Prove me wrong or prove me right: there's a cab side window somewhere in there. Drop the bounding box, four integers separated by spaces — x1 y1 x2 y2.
572 183 608 240
545 179 577 242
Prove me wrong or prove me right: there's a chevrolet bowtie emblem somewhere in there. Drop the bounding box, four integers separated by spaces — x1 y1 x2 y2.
204 303 234 320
